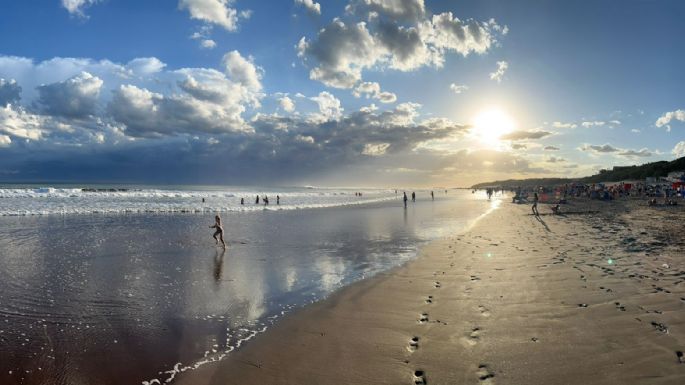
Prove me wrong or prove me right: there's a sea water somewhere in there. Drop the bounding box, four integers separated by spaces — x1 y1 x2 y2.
0 186 499 385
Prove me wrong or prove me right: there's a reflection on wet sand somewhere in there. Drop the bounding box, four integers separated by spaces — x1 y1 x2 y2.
0 192 494 385
213 248 225 283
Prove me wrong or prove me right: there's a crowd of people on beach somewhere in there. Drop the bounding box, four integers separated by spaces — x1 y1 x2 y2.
504 179 684 216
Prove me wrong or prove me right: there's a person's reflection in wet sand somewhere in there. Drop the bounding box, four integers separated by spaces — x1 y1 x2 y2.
403 205 408 225
214 248 226 283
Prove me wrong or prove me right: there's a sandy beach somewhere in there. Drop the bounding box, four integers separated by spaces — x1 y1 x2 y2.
178 196 685 385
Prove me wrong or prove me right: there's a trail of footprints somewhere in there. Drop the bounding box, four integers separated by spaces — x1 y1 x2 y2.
408 259 497 385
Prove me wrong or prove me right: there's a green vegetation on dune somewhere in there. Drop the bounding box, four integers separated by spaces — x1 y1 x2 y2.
471 156 685 189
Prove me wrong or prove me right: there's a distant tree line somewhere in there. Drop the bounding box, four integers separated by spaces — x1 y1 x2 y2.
471 156 685 189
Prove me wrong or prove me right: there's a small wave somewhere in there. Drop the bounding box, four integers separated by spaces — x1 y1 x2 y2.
0 187 398 216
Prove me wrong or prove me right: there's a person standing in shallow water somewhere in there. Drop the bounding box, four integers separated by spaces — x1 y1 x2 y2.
210 215 226 249
403 192 408 208
411 192 416 202
255 195 260 204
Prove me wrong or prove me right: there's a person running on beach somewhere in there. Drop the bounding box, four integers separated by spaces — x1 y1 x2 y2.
532 192 539 216
403 192 408 208
209 215 226 249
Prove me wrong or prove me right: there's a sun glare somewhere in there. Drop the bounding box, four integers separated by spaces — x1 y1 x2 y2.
471 108 516 147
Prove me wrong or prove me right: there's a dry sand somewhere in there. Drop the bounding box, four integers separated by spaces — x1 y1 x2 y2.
177 197 685 385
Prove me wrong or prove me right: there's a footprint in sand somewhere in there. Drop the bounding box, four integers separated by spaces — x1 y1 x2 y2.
476 364 495 383
434 281 441 288
470 275 481 281
677 351 684 364
408 336 420 352
419 313 429 323
413 370 427 384
425 296 433 304
614 302 626 311
478 305 491 317
651 321 668 334
462 327 481 346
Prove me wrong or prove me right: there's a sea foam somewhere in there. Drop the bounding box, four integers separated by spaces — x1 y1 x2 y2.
0 187 398 216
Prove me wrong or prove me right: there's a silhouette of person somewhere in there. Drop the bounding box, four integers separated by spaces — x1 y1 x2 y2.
255 195 260 204
411 192 416 202
431 191 434 200
403 192 408 208
209 215 226 249
240 198 244 205
277 195 280 205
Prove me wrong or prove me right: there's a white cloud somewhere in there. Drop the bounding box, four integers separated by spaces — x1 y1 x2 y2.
552 121 577 129
310 91 343 122
362 142 390 156
297 21 378 88
352 81 397 103
0 134 10 147
178 0 249 31
222 50 262 92
449 83 468 94
200 39 217 49
298 8 504 89
579 143 653 158
673 141 685 158
489 60 508 82
347 0 426 22
655 109 685 131
279 96 296 112
0 104 45 140
579 143 619 153
127 57 167 75
581 120 605 128
618 148 652 158
61 0 100 18
295 0 321 15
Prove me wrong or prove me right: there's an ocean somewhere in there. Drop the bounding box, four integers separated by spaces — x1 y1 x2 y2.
0 186 499 385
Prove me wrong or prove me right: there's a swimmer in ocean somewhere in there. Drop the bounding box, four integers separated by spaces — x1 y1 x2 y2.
209 215 226 249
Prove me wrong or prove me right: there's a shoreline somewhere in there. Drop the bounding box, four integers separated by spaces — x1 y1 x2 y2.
177 197 685 385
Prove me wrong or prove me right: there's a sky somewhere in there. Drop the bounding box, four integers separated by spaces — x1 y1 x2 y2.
0 0 684 187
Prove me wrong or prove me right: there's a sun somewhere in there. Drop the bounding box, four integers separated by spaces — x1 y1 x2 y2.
471 108 516 147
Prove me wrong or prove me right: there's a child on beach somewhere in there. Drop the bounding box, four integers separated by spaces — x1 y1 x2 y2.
210 215 226 249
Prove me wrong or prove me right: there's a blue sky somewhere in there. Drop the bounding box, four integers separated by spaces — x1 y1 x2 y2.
0 0 683 186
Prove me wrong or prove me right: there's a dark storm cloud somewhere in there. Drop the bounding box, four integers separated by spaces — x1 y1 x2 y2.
35 72 103 118
0 78 21 106
0 102 471 184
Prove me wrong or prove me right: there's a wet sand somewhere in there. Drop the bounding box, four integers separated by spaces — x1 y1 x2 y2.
0 193 492 385
178 197 685 385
